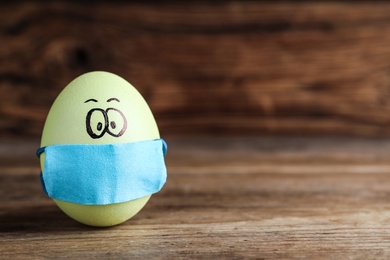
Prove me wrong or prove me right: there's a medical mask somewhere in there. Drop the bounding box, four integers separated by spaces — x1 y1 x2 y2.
37 139 167 205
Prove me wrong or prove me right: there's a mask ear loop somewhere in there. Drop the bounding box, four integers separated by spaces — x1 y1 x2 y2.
36 146 48 194
161 139 168 156
36 147 45 157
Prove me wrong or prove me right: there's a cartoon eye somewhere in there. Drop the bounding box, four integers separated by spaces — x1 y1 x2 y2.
86 108 108 139
106 108 127 137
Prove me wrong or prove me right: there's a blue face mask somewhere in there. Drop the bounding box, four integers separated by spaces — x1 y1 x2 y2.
37 139 167 205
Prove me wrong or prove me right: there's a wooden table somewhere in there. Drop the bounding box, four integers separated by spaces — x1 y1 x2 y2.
2 137 390 259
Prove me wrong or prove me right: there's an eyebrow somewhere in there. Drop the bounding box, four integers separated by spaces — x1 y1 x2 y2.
107 98 120 102
85 99 98 103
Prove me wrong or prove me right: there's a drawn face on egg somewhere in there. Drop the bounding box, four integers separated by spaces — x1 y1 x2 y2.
84 98 128 139
41 71 159 147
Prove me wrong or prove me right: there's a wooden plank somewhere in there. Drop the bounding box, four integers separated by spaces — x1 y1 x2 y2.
3 2 390 137
2 137 390 258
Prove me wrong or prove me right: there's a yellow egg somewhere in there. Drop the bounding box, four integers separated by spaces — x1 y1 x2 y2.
40 71 160 227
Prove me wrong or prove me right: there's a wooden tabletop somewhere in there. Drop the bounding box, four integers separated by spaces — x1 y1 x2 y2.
2 137 390 259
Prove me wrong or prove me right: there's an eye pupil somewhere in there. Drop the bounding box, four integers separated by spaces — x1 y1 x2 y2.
97 122 103 131
110 121 116 129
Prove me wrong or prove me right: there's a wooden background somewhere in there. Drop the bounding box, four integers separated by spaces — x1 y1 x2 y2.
2 1 390 137
4 2 390 258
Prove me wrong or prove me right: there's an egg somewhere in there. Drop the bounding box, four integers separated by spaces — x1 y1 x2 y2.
39 71 161 227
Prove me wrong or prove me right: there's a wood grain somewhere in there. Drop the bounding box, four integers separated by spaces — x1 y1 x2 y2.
2 137 390 258
3 2 390 137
